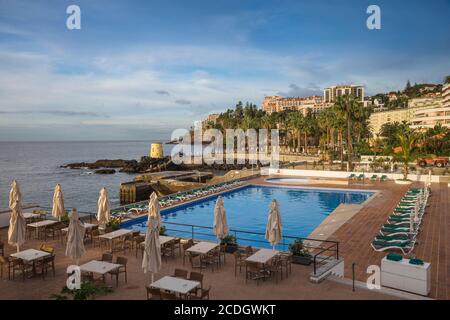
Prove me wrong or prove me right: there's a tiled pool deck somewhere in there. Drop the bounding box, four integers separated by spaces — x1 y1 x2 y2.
0 176 447 300
255 176 449 300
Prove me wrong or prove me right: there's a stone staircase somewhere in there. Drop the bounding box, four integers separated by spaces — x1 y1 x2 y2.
309 257 345 283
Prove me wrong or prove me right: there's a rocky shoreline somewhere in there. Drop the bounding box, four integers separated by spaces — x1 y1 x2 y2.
61 156 267 174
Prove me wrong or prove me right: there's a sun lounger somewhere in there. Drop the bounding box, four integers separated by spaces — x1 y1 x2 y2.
370 175 378 181
371 239 415 254
379 175 388 181
348 173 356 180
357 174 365 180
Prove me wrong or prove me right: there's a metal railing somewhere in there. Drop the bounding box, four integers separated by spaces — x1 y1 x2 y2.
124 219 339 275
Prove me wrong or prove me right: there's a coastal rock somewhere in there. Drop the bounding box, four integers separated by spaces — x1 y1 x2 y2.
95 169 116 174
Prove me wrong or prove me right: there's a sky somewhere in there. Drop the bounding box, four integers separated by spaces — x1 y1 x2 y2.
0 0 449 141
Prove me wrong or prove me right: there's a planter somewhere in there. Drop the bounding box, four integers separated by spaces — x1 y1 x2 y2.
292 255 312 266
395 179 413 185
224 244 238 254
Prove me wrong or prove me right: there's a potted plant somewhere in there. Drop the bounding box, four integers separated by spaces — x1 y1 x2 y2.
106 217 121 231
289 238 312 265
159 225 167 236
50 281 113 300
220 234 238 253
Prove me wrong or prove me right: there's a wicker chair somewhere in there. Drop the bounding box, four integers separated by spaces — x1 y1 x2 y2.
101 252 113 263
146 286 161 300
173 268 188 279
189 286 211 300
245 261 266 286
109 256 127 287
233 251 246 276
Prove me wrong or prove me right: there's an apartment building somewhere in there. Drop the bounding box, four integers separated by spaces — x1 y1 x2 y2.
323 85 365 103
411 85 450 129
370 96 443 135
261 95 328 115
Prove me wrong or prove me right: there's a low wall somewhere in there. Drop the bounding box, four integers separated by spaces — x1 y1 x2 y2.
261 168 445 183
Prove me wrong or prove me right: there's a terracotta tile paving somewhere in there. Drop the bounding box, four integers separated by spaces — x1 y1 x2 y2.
0 228 393 300
253 176 449 299
1 177 448 300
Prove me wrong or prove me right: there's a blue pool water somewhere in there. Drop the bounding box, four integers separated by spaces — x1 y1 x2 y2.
122 185 374 250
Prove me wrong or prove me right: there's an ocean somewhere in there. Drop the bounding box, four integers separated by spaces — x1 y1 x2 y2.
0 141 173 213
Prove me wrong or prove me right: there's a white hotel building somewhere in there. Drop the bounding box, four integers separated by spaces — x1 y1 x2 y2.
411 83 450 129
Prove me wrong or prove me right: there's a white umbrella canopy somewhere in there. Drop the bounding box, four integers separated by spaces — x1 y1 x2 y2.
265 199 282 249
97 187 110 225
213 196 229 241
8 180 26 252
142 216 161 283
65 208 86 265
52 184 65 220
148 192 161 230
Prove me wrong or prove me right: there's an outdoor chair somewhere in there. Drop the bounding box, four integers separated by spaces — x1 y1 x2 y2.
109 256 127 287
101 252 113 263
11 257 34 281
279 252 292 277
265 257 283 284
380 175 388 181
133 235 145 258
219 244 226 264
85 225 99 243
0 239 4 256
39 254 56 279
182 240 196 265
160 291 178 300
161 241 175 260
91 229 104 248
173 268 188 279
40 244 55 254
189 286 211 300
172 238 182 256
188 271 204 295
233 251 246 276
370 175 378 181
121 233 134 253
0 256 9 279
146 286 161 300
245 261 266 286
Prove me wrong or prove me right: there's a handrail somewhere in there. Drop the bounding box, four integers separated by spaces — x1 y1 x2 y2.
123 218 339 275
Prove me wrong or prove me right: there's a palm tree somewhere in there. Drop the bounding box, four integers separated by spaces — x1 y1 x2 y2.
334 95 363 170
394 129 419 180
444 75 450 84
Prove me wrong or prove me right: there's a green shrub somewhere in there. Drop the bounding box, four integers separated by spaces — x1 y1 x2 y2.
289 238 311 257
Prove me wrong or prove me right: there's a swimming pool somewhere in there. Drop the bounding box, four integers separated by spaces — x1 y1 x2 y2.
122 185 374 249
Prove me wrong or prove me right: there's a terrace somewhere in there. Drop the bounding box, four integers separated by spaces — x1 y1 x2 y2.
0 177 448 300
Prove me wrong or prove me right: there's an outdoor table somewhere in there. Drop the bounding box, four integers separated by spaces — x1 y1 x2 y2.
187 241 219 255
27 220 59 239
61 223 96 243
23 212 40 220
61 223 96 233
99 229 133 252
150 275 200 296
245 248 279 265
79 260 121 283
10 249 51 277
159 235 175 246
187 241 219 270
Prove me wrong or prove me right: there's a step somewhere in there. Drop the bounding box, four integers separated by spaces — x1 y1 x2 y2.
310 258 344 283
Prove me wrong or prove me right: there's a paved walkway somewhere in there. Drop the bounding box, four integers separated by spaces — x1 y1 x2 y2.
254 176 449 299
0 230 394 300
